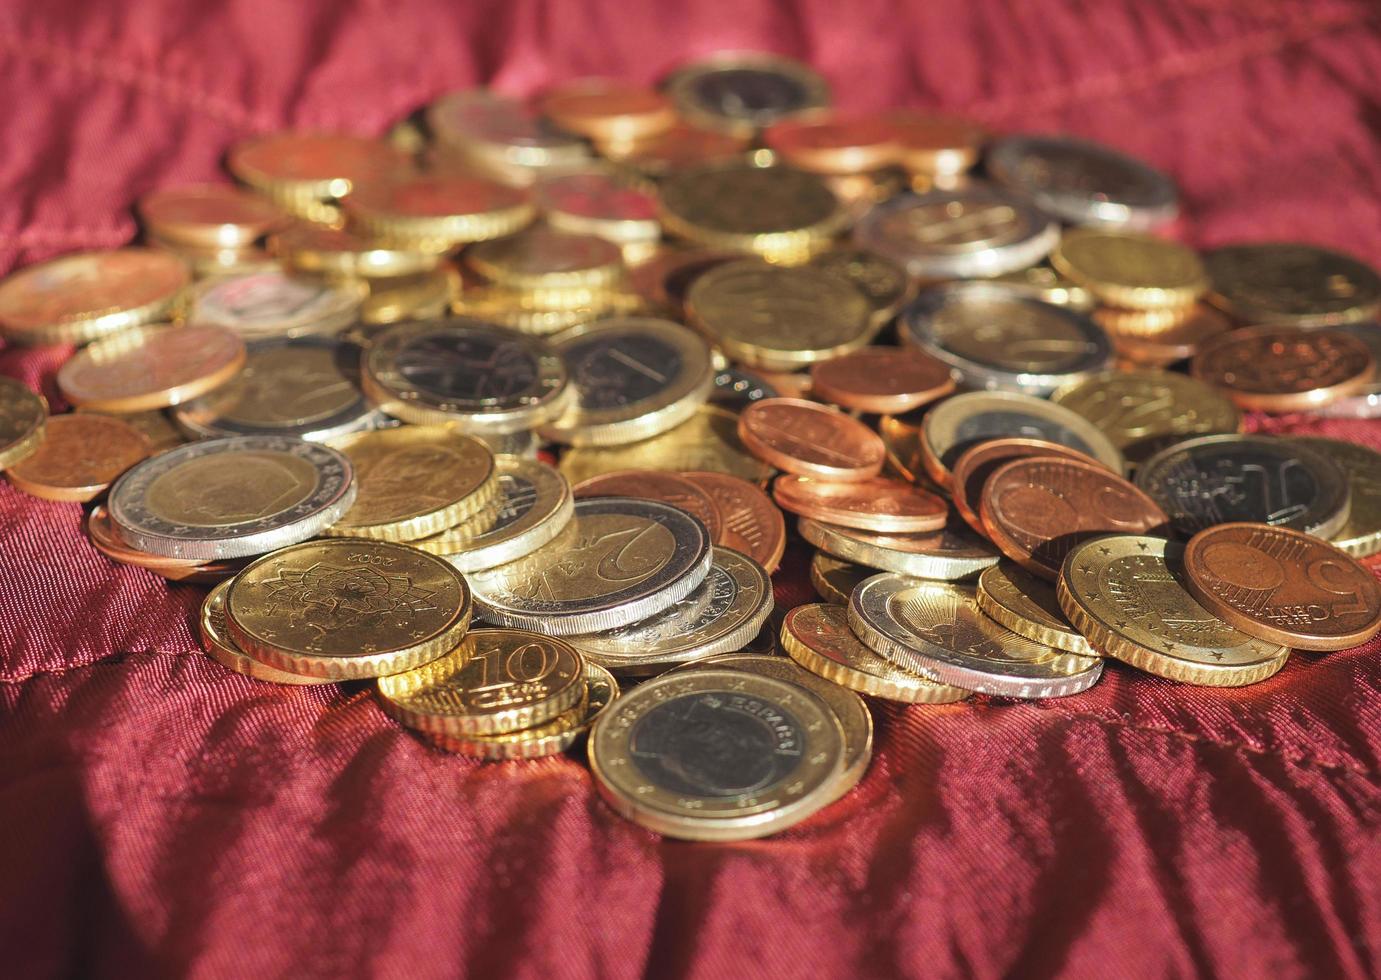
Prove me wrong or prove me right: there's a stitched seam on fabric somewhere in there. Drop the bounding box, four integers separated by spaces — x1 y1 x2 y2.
0 649 196 684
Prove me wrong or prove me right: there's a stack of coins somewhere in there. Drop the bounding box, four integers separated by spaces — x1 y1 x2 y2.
4 50 1381 843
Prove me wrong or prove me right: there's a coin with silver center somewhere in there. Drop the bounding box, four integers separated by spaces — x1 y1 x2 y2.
900 281 1111 395
466 496 712 634
107 435 355 560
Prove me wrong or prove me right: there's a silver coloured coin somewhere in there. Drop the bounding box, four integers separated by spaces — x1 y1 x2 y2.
986 134 1179 230
1134 434 1351 538
107 435 356 560
467 496 712 634
188 270 365 339
921 390 1125 476
847 573 1103 698
710 367 779 408
565 547 774 674
442 458 573 572
173 337 388 442
798 517 999 580
853 186 1058 279
900 281 1112 395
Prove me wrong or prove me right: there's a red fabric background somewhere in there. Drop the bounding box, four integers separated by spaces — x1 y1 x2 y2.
3 2 1381 977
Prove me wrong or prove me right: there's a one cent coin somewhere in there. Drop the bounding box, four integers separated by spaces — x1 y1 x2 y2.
574 469 724 543
808 346 955 414
57 325 246 413
1183 522 1381 652
737 397 884 481
1190 326 1374 412
6 414 150 502
679 470 786 573
772 474 948 533
949 437 1104 534
980 455 1170 580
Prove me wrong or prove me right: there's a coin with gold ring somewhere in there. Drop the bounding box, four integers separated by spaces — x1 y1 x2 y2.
0 377 47 471
199 581 329 686
1051 228 1208 310
1289 436 1381 558
976 562 1095 656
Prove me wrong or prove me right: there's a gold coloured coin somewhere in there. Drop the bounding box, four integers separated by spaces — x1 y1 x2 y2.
325 426 497 541
686 259 873 370
429 663 619 760
269 224 442 278
558 405 775 485
1057 535 1289 686
435 457 574 572
226 539 473 680
199 581 327 686
377 628 585 735
345 175 535 249
359 268 458 325
588 669 846 842
1290 437 1381 558
989 265 1096 311
227 132 413 209
139 183 286 248
1051 229 1209 310
976 563 1095 656
57 325 247 413
810 551 871 605
466 228 624 292
0 377 47 471
782 602 970 703
1204 243 1381 327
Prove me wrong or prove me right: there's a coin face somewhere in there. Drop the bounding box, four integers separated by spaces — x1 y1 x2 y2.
107 435 355 559
1190 326 1374 412
6 414 150 502
427 89 588 163
1183 523 1381 651
139 184 286 248
738 398 885 481
198 581 325 685
1290 437 1381 557
950 438 1106 533
849 574 1103 698
901 282 1112 395
679 470 786 572
799 516 999 581
269 223 441 278
665 54 829 133
885 111 987 176
57 325 246 413
540 79 677 142
558 405 775 485
1204 243 1381 327
1135 434 1351 538
659 164 845 241
574 470 724 542
344 174 533 237
588 669 845 841
854 187 1058 278
0 377 47 471
617 125 748 177
228 132 412 193
467 228 622 288
976 563 1095 656
538 170 661 241
1100 303 1231 366
809 346 954 414
986 135 1179 229
190 271 366 339
1051 229 1208 309
467 496 712 634
773 475 948 533
1058 536 1289 685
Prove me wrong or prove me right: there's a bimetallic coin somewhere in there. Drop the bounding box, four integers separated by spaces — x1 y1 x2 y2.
849 574 1103 698
810 551 872 604
783 602 970 703
853 187 1058 279
173 337 387 442
809 346 954 414
1058 536 1289 686
1049 370 1242 466
574 470 724 543
56 325 246 413
107 435 355 560
199 581 326 686
138 183 285 248
686 260 874 370
227 539 472 680
588 669 846 841
1183 523 1381 652
774 475 947 534
438 457 574 573
664 53 830 135
1135 434 1351 538
1051 229 1208 310
377 628 584 735
921 391 1124 488
1290 437 1381 558
88 505 247 583
6 414 150 502
189 270 366 339
738 398 884 481
950 438 1107 534
986 134 1179 229
0 377 47 471
467 496 712 634
1190 326 1374 413
542 317 714 446
679 470 787 573
363 319 571 434
1204 243 1381 327
711 366 779 408
566 547 773 674
799 517 999 581
976 563 1095 656
900 282 1112 396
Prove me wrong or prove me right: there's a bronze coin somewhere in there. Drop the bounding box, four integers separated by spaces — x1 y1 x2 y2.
980 455 1170 580
762 113 900 175
809 347 955 414
6 414 151 502
773 475 948 533
1183 522 1381 652
138 184 285 248
737 397 884 481
679 470 786 573
57 325 246 413
87 505 246 582
1100 303 1231 367
949 438 1104 536
1190 326 1375 412
573 469 725 542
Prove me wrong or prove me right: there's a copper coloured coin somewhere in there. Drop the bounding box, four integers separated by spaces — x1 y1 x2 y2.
1190 326 1374 412
5 414 150 502
138 184 285 248
680 470 786 573
762 113 900 175
773 475 947 533
809 347 955 414
574 469 724 542
980 456 1170 579
87 505 247 582
540 79 678 142
57 325 246 413
737 398 884 481
950 438 1104 535
1184 522 1381 651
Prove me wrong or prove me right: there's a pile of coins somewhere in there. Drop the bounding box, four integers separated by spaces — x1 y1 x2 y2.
2 51 1381 841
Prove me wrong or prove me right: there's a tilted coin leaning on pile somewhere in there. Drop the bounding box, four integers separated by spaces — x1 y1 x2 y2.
4 52 1381 842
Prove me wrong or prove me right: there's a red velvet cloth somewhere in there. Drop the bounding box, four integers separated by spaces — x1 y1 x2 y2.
3 2 1381 976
